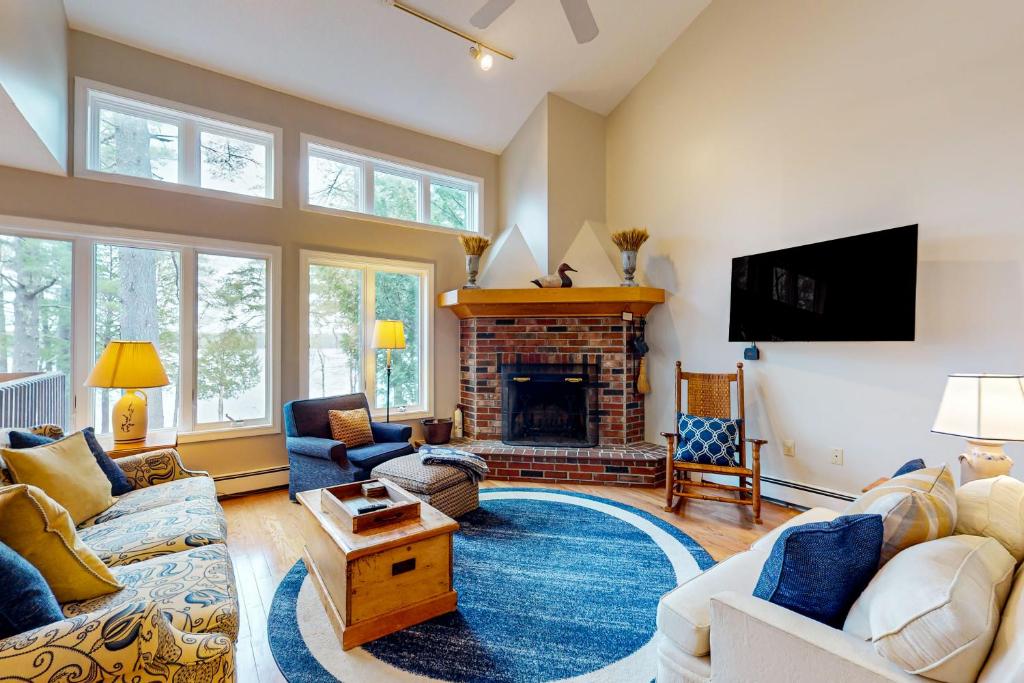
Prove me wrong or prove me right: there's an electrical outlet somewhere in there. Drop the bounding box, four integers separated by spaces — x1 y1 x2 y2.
831 448 844 466
783 440 796 457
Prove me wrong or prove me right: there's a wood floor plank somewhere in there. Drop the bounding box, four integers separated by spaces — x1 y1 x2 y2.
222 482 799 679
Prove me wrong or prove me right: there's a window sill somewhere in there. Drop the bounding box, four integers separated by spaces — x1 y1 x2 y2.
300 203 479 237
369 409 432 423
178 423 281 444
74 168 283 208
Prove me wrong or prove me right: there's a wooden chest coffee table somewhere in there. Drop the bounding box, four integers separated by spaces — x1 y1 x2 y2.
297 482 459 650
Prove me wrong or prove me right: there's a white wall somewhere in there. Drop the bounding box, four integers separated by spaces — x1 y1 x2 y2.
0 0 67 174
607 0 1024 502
499 96 549 270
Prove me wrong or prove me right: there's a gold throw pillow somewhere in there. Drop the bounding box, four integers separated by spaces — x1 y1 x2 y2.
328 409 374 448
0 484 122 602
1 431 115 525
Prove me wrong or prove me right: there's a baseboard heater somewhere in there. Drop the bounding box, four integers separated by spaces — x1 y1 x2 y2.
213 465 289 497
759 475 856 503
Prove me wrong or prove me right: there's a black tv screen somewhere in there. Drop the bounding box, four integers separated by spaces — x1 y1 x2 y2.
729 225 918 342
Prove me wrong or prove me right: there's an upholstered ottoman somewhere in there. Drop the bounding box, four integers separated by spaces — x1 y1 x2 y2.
370 454 479 519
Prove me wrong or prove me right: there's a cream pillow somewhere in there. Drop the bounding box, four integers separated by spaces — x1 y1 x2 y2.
844 535 1015 683
1 431 115 524
0 484 122 602
844 464 956 563
956 475 1024 562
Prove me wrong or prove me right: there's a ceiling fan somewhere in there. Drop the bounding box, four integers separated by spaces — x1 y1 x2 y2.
470 0 599 44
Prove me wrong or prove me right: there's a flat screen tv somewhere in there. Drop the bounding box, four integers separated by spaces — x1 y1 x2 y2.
729 224 918 342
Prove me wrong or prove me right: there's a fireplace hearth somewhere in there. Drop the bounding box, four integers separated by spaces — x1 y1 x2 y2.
501 362 599 447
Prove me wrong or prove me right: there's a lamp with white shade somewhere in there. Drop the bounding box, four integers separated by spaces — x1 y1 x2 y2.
932 373 1024 483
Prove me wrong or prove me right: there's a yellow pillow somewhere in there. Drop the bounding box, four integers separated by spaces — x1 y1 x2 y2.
1 431 115 524
845 464 956 564
328 408 374 448
0 484 122 602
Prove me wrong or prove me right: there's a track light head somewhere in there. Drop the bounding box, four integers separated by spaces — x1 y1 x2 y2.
470 44 494 71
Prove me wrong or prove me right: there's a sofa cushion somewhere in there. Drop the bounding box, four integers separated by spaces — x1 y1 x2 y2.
844 464 956 564
347 441 415 471
658 547 769 656
285 393 370 439
78 476 219 528
0 484 122 602
78 498 226 567
329 408 374 448
956 475 1024 562
892 458 926 477
63 544 239 641
979 564 1024 683
845 535 1015 683
753 514 883 628
0 540 63 639
1 431 116 525
9 428 133 496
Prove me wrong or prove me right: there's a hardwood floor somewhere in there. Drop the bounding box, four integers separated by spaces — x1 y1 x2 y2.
222 481 799 682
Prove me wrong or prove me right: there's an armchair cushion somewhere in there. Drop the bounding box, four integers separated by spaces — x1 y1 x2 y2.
372 420 413 443
753 514 883 628
284 393 371 439
0 540 63 639
674 413 740 466
287 435 347 463
328 408 374 447
347 441 415 471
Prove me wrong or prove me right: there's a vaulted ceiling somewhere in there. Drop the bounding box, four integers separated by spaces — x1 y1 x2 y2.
63 0 709 153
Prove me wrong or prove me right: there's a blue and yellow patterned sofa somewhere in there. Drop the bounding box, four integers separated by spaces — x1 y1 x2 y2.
0 427 237 682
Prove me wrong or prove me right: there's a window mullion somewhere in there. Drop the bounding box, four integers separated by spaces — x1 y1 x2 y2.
179 247 197 431
362 161 374 214
181 120 199 187
420 174 430 224
72 238 95 431
363 267 376 406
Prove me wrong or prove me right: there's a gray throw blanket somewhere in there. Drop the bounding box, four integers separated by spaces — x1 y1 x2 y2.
419 446 489 483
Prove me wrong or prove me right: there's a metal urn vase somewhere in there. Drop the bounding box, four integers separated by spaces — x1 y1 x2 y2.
464 254 481 289
620 250 639 287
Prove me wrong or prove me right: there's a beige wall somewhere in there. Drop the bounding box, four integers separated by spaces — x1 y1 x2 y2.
0 31 499 480
498 95 548 270
607 0 1024 505
0 0 67 174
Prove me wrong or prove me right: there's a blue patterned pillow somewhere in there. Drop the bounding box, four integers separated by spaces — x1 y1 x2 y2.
0 541 63 638
674 413 740 466
753 514 883 628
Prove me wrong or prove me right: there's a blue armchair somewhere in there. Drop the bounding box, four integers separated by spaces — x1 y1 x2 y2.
283 393 414 500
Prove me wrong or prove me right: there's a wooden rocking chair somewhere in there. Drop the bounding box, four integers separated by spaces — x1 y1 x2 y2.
661 361 765 524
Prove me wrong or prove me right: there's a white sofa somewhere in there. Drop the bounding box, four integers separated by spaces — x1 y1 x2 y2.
656 506 1024 683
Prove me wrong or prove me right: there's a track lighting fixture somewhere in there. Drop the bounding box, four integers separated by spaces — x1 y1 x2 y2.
470 44 494 71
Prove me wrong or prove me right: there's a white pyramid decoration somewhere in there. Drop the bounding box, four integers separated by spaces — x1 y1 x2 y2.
556 221 622 287
478 224 542 289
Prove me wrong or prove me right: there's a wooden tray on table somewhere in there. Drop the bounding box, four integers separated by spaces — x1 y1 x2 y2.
320 478 421 533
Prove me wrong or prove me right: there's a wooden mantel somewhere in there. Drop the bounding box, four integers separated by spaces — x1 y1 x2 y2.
437 286 665 319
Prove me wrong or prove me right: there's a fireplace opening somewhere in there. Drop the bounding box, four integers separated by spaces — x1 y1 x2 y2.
501 362 599 447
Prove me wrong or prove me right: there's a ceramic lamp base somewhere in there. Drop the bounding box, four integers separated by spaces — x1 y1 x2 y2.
959 439 1014 484
112 389 148 443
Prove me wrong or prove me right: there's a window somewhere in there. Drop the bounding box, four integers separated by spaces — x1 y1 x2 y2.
75 79 282 206
0 217 280 442
301 135 481 233
301 251 432 418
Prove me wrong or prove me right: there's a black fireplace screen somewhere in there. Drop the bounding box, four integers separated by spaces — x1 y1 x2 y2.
501 362 599 447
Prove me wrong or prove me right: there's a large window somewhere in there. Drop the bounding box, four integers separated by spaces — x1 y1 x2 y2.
75 79 282 206
0 218 280 441
301 135 481 233
301 251 432 419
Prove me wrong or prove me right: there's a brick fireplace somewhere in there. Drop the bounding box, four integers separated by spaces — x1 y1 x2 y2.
439 287 667 487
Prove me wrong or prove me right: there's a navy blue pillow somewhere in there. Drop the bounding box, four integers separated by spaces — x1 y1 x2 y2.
8 428 133 495
0 541 63 639
892 458 926 477
674 413 741 466
753 514 883 628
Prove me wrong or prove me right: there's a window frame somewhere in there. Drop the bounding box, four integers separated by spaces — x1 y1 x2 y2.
0 214 282 444
300 133 483 235
74 78 283 207
298 249 434 421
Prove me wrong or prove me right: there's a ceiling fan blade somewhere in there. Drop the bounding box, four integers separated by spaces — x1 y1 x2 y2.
559 0 598 43
470 0 516 29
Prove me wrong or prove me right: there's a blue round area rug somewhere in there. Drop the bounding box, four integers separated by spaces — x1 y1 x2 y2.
268 488 715 682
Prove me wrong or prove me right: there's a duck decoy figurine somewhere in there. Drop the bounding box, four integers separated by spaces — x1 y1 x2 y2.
531 263 577 288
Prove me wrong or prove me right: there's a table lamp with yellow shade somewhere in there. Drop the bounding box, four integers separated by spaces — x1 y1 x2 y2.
371 320 405 422
85 340 170 443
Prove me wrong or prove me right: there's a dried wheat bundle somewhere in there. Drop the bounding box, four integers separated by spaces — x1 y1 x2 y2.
459 235 492 256
611 227 649 252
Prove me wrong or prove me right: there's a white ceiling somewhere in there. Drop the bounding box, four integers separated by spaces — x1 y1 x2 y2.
63 0 709 153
